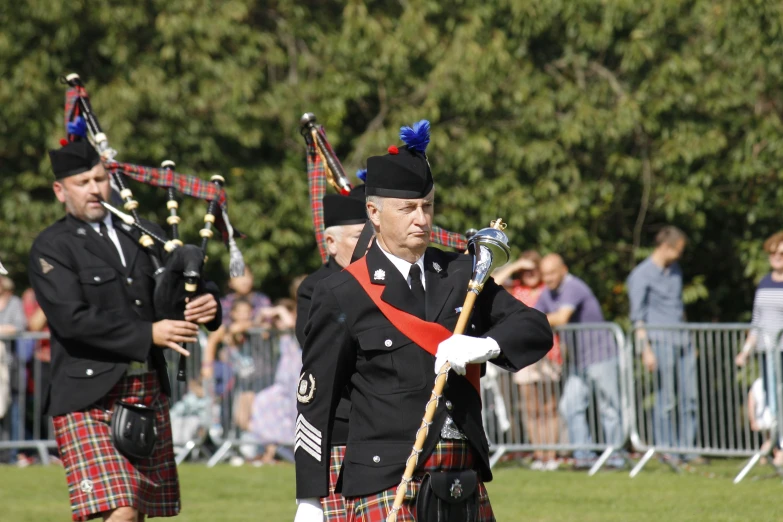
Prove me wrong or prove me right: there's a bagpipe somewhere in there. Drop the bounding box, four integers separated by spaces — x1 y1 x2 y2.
299 113 469 261
62 73 245 381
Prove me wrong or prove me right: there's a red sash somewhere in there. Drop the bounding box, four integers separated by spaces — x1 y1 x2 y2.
345 257 480 393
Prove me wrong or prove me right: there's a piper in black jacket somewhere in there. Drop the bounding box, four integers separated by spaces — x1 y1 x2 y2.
295 185 368 521
294 121 553 522
30 139 221 522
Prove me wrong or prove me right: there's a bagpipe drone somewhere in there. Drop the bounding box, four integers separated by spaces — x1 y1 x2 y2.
299 112 469 261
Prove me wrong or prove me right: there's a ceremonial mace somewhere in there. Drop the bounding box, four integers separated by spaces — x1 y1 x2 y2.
386 219 510 522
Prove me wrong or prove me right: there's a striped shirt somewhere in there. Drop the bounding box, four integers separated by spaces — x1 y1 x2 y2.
751 274 783 350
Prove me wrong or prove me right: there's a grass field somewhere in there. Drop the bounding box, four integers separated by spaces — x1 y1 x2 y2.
0 458 779 521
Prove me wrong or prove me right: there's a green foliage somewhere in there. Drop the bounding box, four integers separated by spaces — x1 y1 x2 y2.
2 0 782 320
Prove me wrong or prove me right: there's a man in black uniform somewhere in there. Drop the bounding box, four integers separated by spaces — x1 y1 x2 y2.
295 185 367 346
295 184 368 522
29 139 221 522
294 121 553 521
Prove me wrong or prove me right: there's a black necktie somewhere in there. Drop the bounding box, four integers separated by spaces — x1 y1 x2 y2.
99 221 123 264
409 263 426 319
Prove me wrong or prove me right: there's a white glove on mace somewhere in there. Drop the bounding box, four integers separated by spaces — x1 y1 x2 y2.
294 498 324 522
434 335 501 375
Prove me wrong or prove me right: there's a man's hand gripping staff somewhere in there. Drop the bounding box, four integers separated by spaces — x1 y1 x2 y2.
386 219 511 522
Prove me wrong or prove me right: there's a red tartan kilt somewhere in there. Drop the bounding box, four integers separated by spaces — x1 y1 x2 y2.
322 445 348 522
53 372 180 521
344 439 495 522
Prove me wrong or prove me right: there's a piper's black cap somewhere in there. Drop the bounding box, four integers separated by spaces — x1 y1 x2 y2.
365 120 433 199
323 184 367 228
48 140 101 180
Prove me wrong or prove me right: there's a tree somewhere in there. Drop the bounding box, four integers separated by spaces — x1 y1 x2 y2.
2 0 782 322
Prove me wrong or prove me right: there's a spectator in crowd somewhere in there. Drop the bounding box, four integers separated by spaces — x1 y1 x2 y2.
220 266 272 328
494 251 562 470
203 265 270 378
736 231 783 467
211 298 255 439
537 254 623 469
15 288 53 466
0 276 27 464
169 378 209 447
249 299 301 464
627 226 696 462
0 276 26 337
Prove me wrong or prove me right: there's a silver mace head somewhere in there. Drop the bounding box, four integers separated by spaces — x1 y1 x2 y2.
467 218 511 295
300 112 317 129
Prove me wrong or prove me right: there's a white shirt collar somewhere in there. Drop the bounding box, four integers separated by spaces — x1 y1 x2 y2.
89 213 115 234
88 214 127 266
377 243 426 290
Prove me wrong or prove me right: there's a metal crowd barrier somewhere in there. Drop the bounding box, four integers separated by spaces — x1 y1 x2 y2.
200 327 289 467
0 332 57 465
482 323 630 475
0 328 293 468
625 324 783 483
4 323 783 486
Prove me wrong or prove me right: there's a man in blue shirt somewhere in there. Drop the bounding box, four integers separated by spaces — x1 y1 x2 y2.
627 226 695 460
537 254 623 468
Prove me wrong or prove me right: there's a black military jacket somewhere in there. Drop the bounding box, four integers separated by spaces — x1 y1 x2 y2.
296 257 341 347
296 257 351 445
29 214 220 416
295 242 552 498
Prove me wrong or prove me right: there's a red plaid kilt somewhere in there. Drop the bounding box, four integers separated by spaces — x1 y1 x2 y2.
52 372 180 521
322 445 348 522
344 439 494 522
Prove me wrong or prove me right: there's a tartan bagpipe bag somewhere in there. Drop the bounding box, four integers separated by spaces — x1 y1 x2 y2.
416 469 479 522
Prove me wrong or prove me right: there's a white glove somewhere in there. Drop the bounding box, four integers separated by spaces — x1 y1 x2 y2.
434 335 501 376
294 498 324 522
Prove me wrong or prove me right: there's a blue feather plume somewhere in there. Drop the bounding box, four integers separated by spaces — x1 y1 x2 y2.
67 116 87 138
356 168 367 182
399 120 430 153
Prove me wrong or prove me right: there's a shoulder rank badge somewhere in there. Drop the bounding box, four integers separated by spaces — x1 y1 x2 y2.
39 258 55 274
295 414 322 462
297 372 316 404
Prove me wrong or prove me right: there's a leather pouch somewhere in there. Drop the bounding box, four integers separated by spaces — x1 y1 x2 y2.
416 469 479 522
110 401 157 460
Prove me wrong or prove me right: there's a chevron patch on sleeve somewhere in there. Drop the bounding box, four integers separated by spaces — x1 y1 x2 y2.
295 414 323 462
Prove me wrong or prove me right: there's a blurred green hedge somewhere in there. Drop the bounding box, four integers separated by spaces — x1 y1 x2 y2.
3 0 783 322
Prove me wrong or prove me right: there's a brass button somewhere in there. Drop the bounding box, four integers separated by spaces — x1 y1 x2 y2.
373 456 381 463
445 400 453 411
384 339 393 348
126 278 133 285
135 300 142 306
93 276 101 282
86 369 94 376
